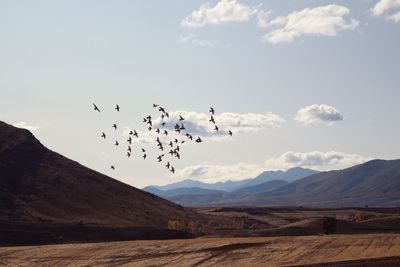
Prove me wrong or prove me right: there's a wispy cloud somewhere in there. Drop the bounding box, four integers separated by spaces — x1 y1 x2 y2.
263 5 359 44
295 104 344 125
13 121 40 132
264 151 372 171
371 0 400 23
177 34 220 47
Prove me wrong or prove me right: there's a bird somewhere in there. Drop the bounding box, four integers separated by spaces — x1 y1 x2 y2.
210 107 215 115
93 103 101 112
161 114 165 120
111 165 115 170
176 145 180 152
181 140 185 144
153 104 159 108
115 141 119 146
163 130 168 136
115 104 120 112
196 137 202 143
169 141 173 147
166 162 170 169
143 118 147 123
127 137 132 145
180 123 185 130
170 167 175 174
228 130 233 136
129 130 133 135
157 154 165 162
175 152 181 160
161 122 166 126
112 124 117 130
141 148 146 153
165 112 169 118
156 128 160 134
159 107 166 113
169 150 174 155
127 152 131 158
158 144 164 151
179 115 185 121
101 132 106 139
127 146 132 152
214 125 219 131
174 138 178 143
148 126 152 131
209 116 215 124
133 130 139 138
143 154 147 159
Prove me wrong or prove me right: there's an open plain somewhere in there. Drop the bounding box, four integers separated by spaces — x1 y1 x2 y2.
1 233 400 266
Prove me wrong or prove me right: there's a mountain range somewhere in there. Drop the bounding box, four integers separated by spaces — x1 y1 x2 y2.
145 159 400 207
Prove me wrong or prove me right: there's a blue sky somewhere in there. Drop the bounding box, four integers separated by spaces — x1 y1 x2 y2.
1 0 399 187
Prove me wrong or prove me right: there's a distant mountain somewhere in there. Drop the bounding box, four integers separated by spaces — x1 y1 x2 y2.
242 167 319 187
232 180 289 195
145 167 319 193
225 159 400 207
0 121 231 245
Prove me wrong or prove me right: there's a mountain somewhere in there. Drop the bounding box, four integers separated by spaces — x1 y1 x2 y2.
231 180 289 195
145 167 319 192
157 187 225 198
0 121 232 245
241 167 319 187
227 159 400 207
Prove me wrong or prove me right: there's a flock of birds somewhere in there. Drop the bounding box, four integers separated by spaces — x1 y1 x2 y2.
92 103 232 174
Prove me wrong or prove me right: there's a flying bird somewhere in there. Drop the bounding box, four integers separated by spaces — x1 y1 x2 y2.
101 132 106 139
156 128 160 134
196 137 202 143
115 104 120 112
127 137 132 145
93 103 101 112
112 124 117 130
129 130 133 135
228 130 233 136
143 154 147 159
141 148 146 153
111 165 115 170
153 104 159 108
127 152 131 158
115 141 119 146
133 130 138 138
209 116 215 124
214 125 219 131
163 130 168 136
210 107 215 115
174 138 179 143
179 115 184 121
127 146 132 152
170 167 175 174
166 162 170 169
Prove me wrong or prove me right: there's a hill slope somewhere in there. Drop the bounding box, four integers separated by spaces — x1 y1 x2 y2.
0 121 233 244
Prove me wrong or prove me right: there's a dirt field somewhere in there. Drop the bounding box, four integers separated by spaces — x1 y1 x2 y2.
1 233 400 266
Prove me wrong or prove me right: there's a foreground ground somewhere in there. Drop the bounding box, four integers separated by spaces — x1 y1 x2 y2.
1 233 400 266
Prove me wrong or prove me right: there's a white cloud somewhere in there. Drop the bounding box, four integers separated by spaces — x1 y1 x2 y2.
177 34 220 47
153 110 285 138
264 151 372 171
174 150 371 182
13 121 39 132
174 162 264 183
295 104 344 125
263 5 359 44
181 0 261 28
371 0 400 16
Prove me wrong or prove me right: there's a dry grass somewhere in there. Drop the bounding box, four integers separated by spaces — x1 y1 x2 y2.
1 233 400 266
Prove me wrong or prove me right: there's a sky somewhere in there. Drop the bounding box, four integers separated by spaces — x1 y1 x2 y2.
1 0 399 188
